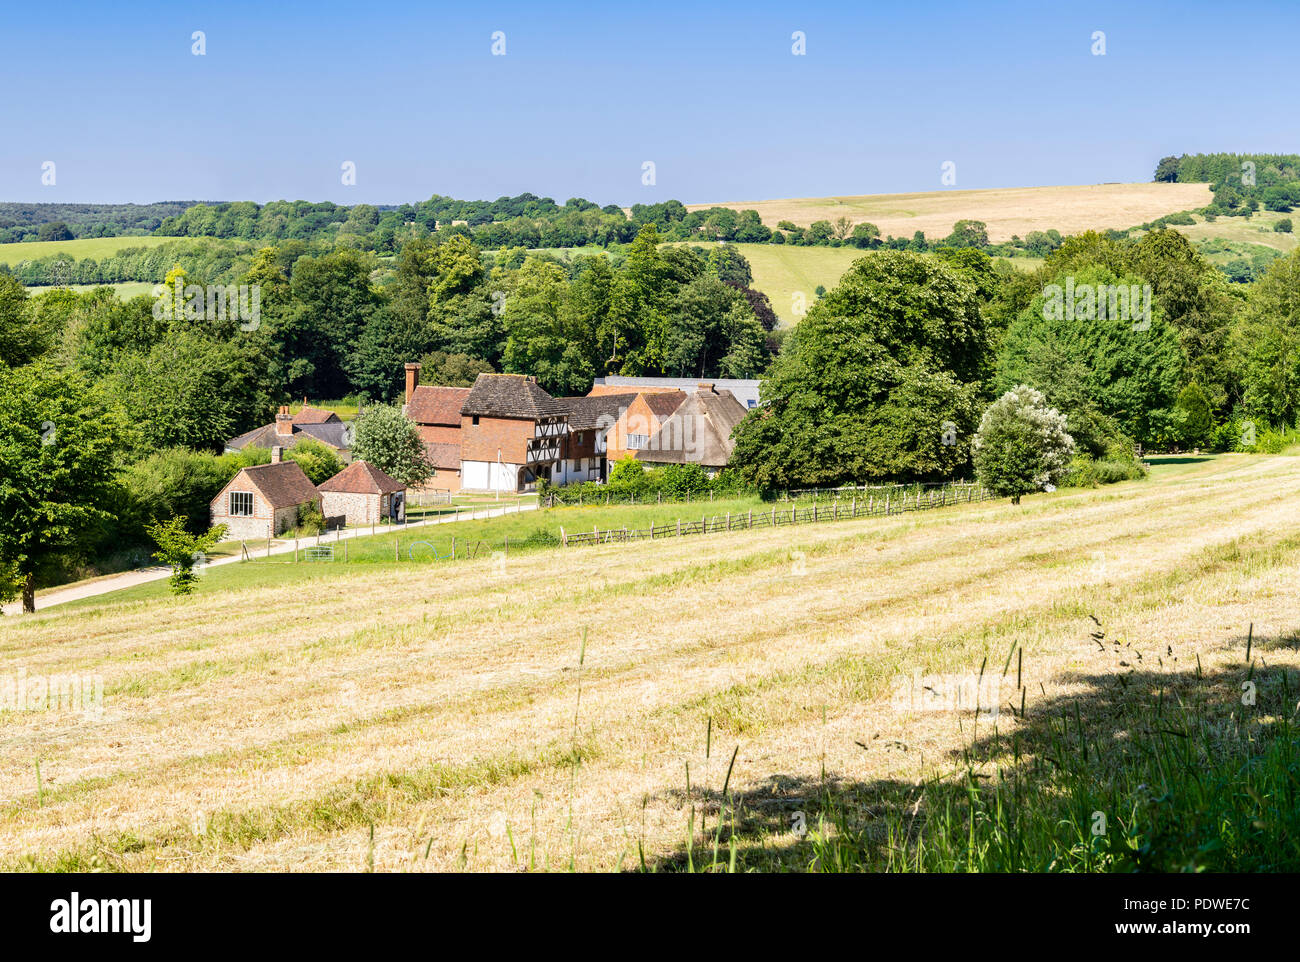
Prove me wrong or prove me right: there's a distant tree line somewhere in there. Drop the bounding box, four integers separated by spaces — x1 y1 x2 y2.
0 202 198 243
1155 152 1300 218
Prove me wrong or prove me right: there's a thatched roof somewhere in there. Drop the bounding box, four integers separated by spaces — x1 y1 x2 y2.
635 389 748 468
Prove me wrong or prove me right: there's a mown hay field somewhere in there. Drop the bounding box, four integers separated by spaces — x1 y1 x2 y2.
2 454 1299 871
690 182 1213 244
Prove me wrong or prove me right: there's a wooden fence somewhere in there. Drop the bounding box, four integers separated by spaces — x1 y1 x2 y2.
559 482 994 547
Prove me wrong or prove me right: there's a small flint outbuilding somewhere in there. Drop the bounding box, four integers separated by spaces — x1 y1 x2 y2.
316 460 407 525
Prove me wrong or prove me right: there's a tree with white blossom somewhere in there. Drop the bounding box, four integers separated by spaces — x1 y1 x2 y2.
973 385 1075 504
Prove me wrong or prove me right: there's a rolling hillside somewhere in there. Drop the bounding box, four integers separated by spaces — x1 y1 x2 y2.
4 454 1298 871
690 182 1212 244
0 235 174 265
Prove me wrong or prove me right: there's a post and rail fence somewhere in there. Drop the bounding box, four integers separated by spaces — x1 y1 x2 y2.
558 481 995 547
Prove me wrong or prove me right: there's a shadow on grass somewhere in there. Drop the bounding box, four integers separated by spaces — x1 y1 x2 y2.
650 632 1300 873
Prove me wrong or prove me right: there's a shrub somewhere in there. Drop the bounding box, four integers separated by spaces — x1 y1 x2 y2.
285 437 344 485
296 502 326 535
145 516 228 595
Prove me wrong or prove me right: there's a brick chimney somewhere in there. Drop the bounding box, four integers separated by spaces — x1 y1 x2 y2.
697 382 717 394
275 405 294 437
405 362 421 405
271 445 283 464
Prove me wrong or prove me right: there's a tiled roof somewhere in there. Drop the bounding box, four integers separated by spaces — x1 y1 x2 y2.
641 390 687 418
423 441 461 471
557 393 637 432
462 374 567 420
317 460 405 495
292 406 341 425
636 390 748 468
407 385 471 426
236 461 319 509
588 383 682 397
295 422 351 449
226 421 350 452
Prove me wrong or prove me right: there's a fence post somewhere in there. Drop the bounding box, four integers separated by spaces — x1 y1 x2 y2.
726 511 730 530
344 540 348 563
748 508 752 528
772 504 776 526
677 518 681 537
505 535 509 556
452 536 456 560
560 527 566 547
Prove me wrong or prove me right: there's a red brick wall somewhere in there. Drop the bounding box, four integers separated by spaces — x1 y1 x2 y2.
418 424 461 445
460 415 533 463
562 428 598 460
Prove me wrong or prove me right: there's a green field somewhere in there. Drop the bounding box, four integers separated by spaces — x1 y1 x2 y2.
0 234 173 265
23 281 159 299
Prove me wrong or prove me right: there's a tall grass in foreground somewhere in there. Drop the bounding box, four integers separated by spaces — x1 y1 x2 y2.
664 629 1300 873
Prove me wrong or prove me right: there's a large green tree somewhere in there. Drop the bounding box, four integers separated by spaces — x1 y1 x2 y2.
730 251 990 489
997 264 1183 446
0 364 127 612
350 403 431 486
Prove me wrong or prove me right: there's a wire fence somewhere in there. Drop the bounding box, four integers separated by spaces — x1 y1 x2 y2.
559 481 994 547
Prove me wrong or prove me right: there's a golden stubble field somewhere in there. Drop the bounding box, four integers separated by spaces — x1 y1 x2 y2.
689 182 1213 243
2 454 1298 871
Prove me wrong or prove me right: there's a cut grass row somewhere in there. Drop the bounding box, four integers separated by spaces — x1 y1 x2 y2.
5 455 1299 871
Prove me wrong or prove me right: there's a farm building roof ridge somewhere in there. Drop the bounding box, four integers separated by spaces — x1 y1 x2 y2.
317 460 405 495
407 384 472 426
461 373 567 420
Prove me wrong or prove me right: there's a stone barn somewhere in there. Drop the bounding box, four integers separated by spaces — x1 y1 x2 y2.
316 460 407 525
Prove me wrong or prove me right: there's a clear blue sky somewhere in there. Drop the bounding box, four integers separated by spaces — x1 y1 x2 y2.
2 0 1297 206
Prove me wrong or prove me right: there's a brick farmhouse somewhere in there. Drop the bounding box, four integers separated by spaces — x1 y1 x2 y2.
457 373 568 493
209 448 320 539
403 364 470 493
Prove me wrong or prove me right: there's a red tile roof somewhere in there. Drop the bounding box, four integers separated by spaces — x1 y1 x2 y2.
642 390 687 418
229 461 319 509
407 385 471 426
317 460 405 495
292 406 341 425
